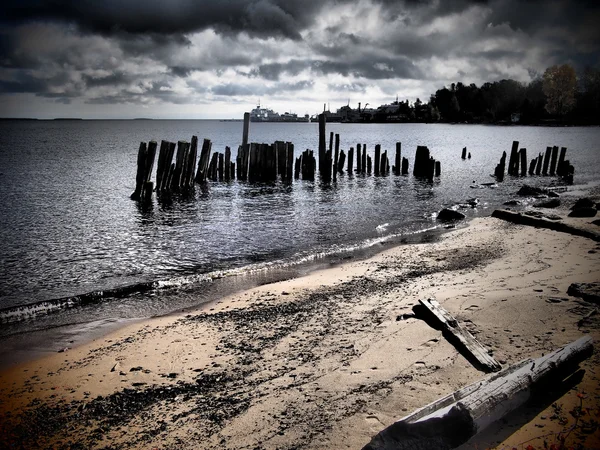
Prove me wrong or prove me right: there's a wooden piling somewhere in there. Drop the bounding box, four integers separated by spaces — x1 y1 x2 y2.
333 134 340 181
142 181 153 204
494 151 506 181
549 146 559 176
367 155 372 174
461 147 467 159
394 142 401 175
286 142 294 181
155 140 168 193
361 144 367 174
401 157 409 175
131 142 148 200
318 113 326 173
528 158 537 175
224 146 231 181
557 147 567 176
218 153 224 181
535 153 543 175
542 146 551 175
374 144 381 176
413 146 431 177
519 148 527 176
356 143 362 174
338 150 346 173
348 147 354 174
435 160 441 177
508 141 519 176
195 139 212 183
242 112 250 150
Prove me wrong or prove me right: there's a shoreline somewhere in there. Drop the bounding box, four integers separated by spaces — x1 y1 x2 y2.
1 211 599 449
0 220 455 371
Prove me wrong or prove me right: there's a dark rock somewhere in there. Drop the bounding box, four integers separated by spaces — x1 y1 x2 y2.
547 191 560 198
503 200 521 206
129 366 143 372
534 198 560 208
568 208 597 218
596 203 600 210
437 209 466 222
567 282 600 304
571 198 595 210
517 185 545 196
592 219 600 226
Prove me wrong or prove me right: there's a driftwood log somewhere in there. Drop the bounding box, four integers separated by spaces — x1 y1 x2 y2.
363 336 593 450
419 299 501 372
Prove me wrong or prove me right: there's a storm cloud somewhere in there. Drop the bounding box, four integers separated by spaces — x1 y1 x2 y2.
0 0 597 118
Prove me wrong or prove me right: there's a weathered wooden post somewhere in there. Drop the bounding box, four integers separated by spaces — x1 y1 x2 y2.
155 140 168 193
413 146 430 177
519 148 527 176
338 150 346 173
494 151 506 181
549 145 559 175
367 155 372 174
286 142 294 181
347 147 354 175
318 113 326 173
528 158 537 175
508 141 519 175
394 142 401 175
435 160 441 177
242 112 250 149
224 146 231 181
294 156 301 179
542 146 551 175
333 134 340 181
461 147 467 159
356 143 362 174
131 142 148 200
362 144 367 174
557 147 567 176
401 157 409 175
374 144 381 176
218 153 224 181
535 153 543 175
195 139 212 183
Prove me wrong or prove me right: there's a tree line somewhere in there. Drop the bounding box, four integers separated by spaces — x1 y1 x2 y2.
374 64 600 125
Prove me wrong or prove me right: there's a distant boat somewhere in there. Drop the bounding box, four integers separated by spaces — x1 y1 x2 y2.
250 105 309 123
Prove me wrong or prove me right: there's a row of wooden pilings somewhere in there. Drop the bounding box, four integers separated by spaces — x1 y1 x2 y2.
493 141 574 183
131 112 443 202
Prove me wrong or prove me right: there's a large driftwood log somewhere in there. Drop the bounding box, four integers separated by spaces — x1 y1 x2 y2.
419 299 501 372
363 336 593 450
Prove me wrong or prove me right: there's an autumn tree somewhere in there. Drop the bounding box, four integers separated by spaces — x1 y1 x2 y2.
542 64 577 116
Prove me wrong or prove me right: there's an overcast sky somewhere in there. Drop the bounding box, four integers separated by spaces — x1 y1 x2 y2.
0 0 598 119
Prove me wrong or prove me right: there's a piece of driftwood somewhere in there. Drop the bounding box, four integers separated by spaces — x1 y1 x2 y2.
492 209 600 241
568 282 600 304
363 336 593 450
419 299 501 372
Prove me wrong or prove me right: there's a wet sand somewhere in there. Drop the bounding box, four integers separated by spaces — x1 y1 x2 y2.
1 213 599 449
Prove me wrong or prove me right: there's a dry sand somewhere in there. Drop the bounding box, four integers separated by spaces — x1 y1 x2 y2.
1 214 599 449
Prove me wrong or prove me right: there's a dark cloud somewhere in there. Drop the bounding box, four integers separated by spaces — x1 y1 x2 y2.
212 80 314 96
1 0 327 41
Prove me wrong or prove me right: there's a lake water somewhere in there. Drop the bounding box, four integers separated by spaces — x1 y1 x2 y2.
0 120 598 362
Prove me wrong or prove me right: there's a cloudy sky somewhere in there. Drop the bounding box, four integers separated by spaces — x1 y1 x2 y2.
0 0 598 119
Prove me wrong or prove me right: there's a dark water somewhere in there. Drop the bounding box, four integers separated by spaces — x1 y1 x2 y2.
1 120 599 360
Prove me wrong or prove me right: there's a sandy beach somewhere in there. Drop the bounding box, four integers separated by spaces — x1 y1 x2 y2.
1 209 599 449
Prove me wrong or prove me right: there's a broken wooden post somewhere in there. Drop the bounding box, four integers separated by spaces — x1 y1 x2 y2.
419 298 501 372
519 148 527 176
394 142 401 175
413 146 430 178
427 158 435 182
401 157 409 175
218 152 224 181
347 147 354 175
542 146 551 175
286 142 294 182
494 151 506 181
224 146 231 181
195 139 212 183
374 144 381 176
155 140 168 193
131 142 148 200
357 143 362 174
508 141 519 175
362 144 367 174
337 150 346 173
435 160 441 177
318 113 326 173
535 153 543 175
528 158 537 175
333 134 340 182
367 155 372 174
549 145 559 175
363 336 593 450
461 147 467 159
294 156 301 179
557 147 567 176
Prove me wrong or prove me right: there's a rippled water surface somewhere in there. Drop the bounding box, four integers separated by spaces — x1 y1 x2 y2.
0 120 599 339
